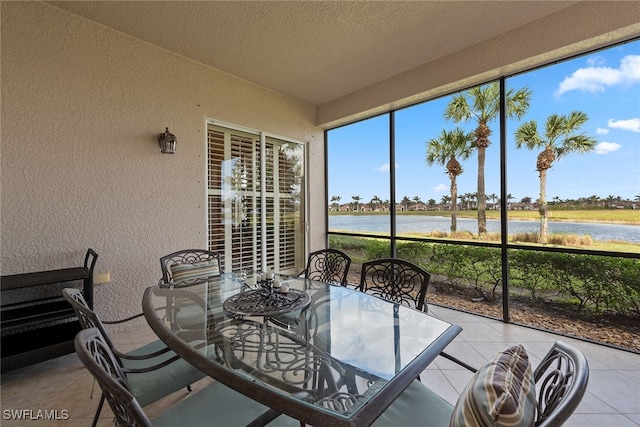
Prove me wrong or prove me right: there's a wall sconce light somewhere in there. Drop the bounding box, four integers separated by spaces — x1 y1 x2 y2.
158 127 177 154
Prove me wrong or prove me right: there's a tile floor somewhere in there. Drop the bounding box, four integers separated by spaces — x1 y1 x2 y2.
1 305 638 426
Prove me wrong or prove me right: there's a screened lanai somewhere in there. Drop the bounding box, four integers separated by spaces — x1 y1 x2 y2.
2 1 639 425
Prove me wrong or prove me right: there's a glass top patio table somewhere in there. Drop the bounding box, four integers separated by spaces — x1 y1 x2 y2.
142 273 462 427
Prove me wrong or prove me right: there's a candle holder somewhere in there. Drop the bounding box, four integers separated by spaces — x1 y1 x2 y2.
257 278 274 295
256 278 287 299
224 277 310 317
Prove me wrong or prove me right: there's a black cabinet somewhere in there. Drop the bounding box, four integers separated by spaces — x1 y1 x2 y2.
1 250 97 372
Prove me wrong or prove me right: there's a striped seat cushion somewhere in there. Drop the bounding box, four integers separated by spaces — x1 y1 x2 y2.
450 344 536 427
170 258 220 282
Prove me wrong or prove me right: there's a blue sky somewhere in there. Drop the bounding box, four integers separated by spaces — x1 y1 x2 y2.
328 39 640 206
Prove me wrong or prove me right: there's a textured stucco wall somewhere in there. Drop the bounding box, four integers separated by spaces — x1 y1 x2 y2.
0 2 322 327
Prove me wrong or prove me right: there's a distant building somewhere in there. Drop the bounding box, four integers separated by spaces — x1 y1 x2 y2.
408 203 427 211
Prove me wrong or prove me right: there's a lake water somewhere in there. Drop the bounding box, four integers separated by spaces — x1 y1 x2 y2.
329 215 640 244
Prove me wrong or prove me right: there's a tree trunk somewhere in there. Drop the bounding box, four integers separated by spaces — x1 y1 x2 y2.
538 168 548 244
450 176 458 232
477 146 487 235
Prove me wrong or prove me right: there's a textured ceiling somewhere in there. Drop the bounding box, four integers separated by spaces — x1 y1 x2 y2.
48 1 578 105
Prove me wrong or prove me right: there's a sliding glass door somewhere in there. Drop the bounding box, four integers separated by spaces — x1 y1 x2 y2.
207 123 306 275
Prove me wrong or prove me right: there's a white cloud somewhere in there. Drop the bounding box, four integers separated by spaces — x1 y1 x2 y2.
555 54 640 95
608 118 640 133
433 184 448 192
377 163 398 172
595 141 622 154
596 127 609 135
586 56 607 67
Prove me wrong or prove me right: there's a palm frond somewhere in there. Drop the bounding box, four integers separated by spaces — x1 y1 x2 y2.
426 128 474 166
557 134 597 159
544 114 566 140
564 111 590 131
515 120 541 149
506 86 533 119
444 95 471 122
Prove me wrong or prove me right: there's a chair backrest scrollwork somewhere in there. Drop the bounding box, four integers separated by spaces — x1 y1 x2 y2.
63 288 118 351
75 328 152 427
533 341 589 427
304 249 351 286
359 258 430 312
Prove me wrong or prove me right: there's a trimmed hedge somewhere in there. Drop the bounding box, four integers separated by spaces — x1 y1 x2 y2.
329 235 640 317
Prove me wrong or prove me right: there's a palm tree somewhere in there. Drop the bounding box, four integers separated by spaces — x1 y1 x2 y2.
588 194 601 207
400 196 411 212
515 111 597 243
466 192 477 210
370 195 381 204
487 193 498 210
440 195 452 210
426 128 474 232
606 195 616 209
330 195 341 211
351 195 361 211
445 82 532 236
458 194 467 211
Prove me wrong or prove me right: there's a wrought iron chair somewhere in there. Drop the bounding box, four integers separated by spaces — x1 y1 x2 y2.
359 258 476 372
270 249 351 330
159 249 223 284
359 258 430 311
371 341 589 427
300 248 352 286
74 327 298 427
62 288 206 427
159 249 223 330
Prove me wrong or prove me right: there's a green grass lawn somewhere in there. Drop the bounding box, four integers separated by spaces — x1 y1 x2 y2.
480 209 639 224
331 209 639 225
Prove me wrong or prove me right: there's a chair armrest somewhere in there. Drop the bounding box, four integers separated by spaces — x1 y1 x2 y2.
113 344 173 361
119 352 185 374
440 351 477 373
102 312 145 325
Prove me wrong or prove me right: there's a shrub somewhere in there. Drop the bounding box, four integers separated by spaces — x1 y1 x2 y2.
329 235 640 318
